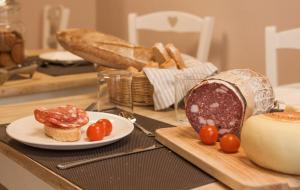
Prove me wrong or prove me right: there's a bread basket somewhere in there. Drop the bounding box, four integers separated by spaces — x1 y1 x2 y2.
56 29 193 106
131 73 154 105
101 70 154 106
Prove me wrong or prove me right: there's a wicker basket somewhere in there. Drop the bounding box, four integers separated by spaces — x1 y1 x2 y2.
106 71 154 106
132 73 154 105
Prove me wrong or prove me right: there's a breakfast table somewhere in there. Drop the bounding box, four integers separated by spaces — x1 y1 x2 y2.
1 85 300 190
1 49 300 189
0 93 227 190
0 49 227 190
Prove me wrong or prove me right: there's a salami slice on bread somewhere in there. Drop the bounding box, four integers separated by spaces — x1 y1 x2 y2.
57 28 152 70
34 105 89 142
185 69 275 136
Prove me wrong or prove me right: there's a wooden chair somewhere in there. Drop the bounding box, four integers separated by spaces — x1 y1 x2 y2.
265 26 300 87
128 11 214 62
43 5 70 49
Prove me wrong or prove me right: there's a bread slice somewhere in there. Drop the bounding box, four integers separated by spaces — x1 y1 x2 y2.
165 43 186 69
127 66 139 73
152 43 170 64
160 59 177 69
44 125 81 142
144 61 159 68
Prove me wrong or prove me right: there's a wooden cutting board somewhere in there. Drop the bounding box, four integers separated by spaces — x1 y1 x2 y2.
155 126 300 190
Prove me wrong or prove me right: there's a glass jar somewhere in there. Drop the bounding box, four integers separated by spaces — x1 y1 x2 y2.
0 0 25 68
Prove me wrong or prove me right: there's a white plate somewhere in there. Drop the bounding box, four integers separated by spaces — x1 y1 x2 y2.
6 112 134 150
39 51 84 64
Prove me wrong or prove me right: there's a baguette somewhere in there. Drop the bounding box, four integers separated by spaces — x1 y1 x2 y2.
57 28 153 70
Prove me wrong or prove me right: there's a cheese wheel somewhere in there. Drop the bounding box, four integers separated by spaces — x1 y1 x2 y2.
241 112 300 175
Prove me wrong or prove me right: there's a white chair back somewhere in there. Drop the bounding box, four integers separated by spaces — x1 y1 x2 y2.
128 11 214 62
43 5 70 49
265 26 300 86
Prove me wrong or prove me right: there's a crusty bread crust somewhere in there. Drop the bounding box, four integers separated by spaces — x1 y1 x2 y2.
56 28 152 70
44 125 81 142
144 61 159 68
165 43 186 69
160 59 177 69
152 42 170 64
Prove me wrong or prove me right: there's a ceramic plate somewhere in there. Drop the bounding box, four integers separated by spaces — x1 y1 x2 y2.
6 112 134 150
39 51 84 64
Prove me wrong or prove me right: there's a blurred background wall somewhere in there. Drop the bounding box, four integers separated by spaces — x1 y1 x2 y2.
20 0 300 85
19 0 97 49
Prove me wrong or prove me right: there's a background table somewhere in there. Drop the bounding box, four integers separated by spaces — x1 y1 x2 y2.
0 49 97 105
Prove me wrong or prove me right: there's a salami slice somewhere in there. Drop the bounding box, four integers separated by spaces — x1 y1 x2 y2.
185 69 275 136
34 107 48 123
34 105 89 128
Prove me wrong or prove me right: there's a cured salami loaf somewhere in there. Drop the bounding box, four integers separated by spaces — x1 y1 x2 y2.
185 69 275 136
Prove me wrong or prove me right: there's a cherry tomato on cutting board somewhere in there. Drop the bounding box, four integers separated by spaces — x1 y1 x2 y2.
87 123 106 141
198 125 218 145
220 134 240 153
96 119 112 136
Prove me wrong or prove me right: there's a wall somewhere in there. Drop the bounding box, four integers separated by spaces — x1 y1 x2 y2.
19 0 97 49
97 0 300 85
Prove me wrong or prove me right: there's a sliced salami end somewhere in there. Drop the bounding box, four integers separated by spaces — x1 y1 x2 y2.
186 82 244 136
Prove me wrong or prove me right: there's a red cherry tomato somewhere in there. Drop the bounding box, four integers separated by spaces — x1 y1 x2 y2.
220 134 240 153
96 119 112 136
198 125 218 145
87 123 106 141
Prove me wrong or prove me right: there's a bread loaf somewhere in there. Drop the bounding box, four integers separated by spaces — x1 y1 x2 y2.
57 28 153 70
11 43 24 64
0 30 24 68
0 53 16 68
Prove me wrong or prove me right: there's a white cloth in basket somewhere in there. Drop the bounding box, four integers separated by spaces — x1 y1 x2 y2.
144 55 218 110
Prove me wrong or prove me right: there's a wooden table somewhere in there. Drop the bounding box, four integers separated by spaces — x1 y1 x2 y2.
0 49 97 99
0 93 226 190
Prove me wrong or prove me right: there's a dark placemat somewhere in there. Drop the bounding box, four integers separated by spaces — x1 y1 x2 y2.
0 105 216 190
24 56 96 76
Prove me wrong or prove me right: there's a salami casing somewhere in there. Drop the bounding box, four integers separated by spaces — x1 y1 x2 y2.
185 69 275 136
